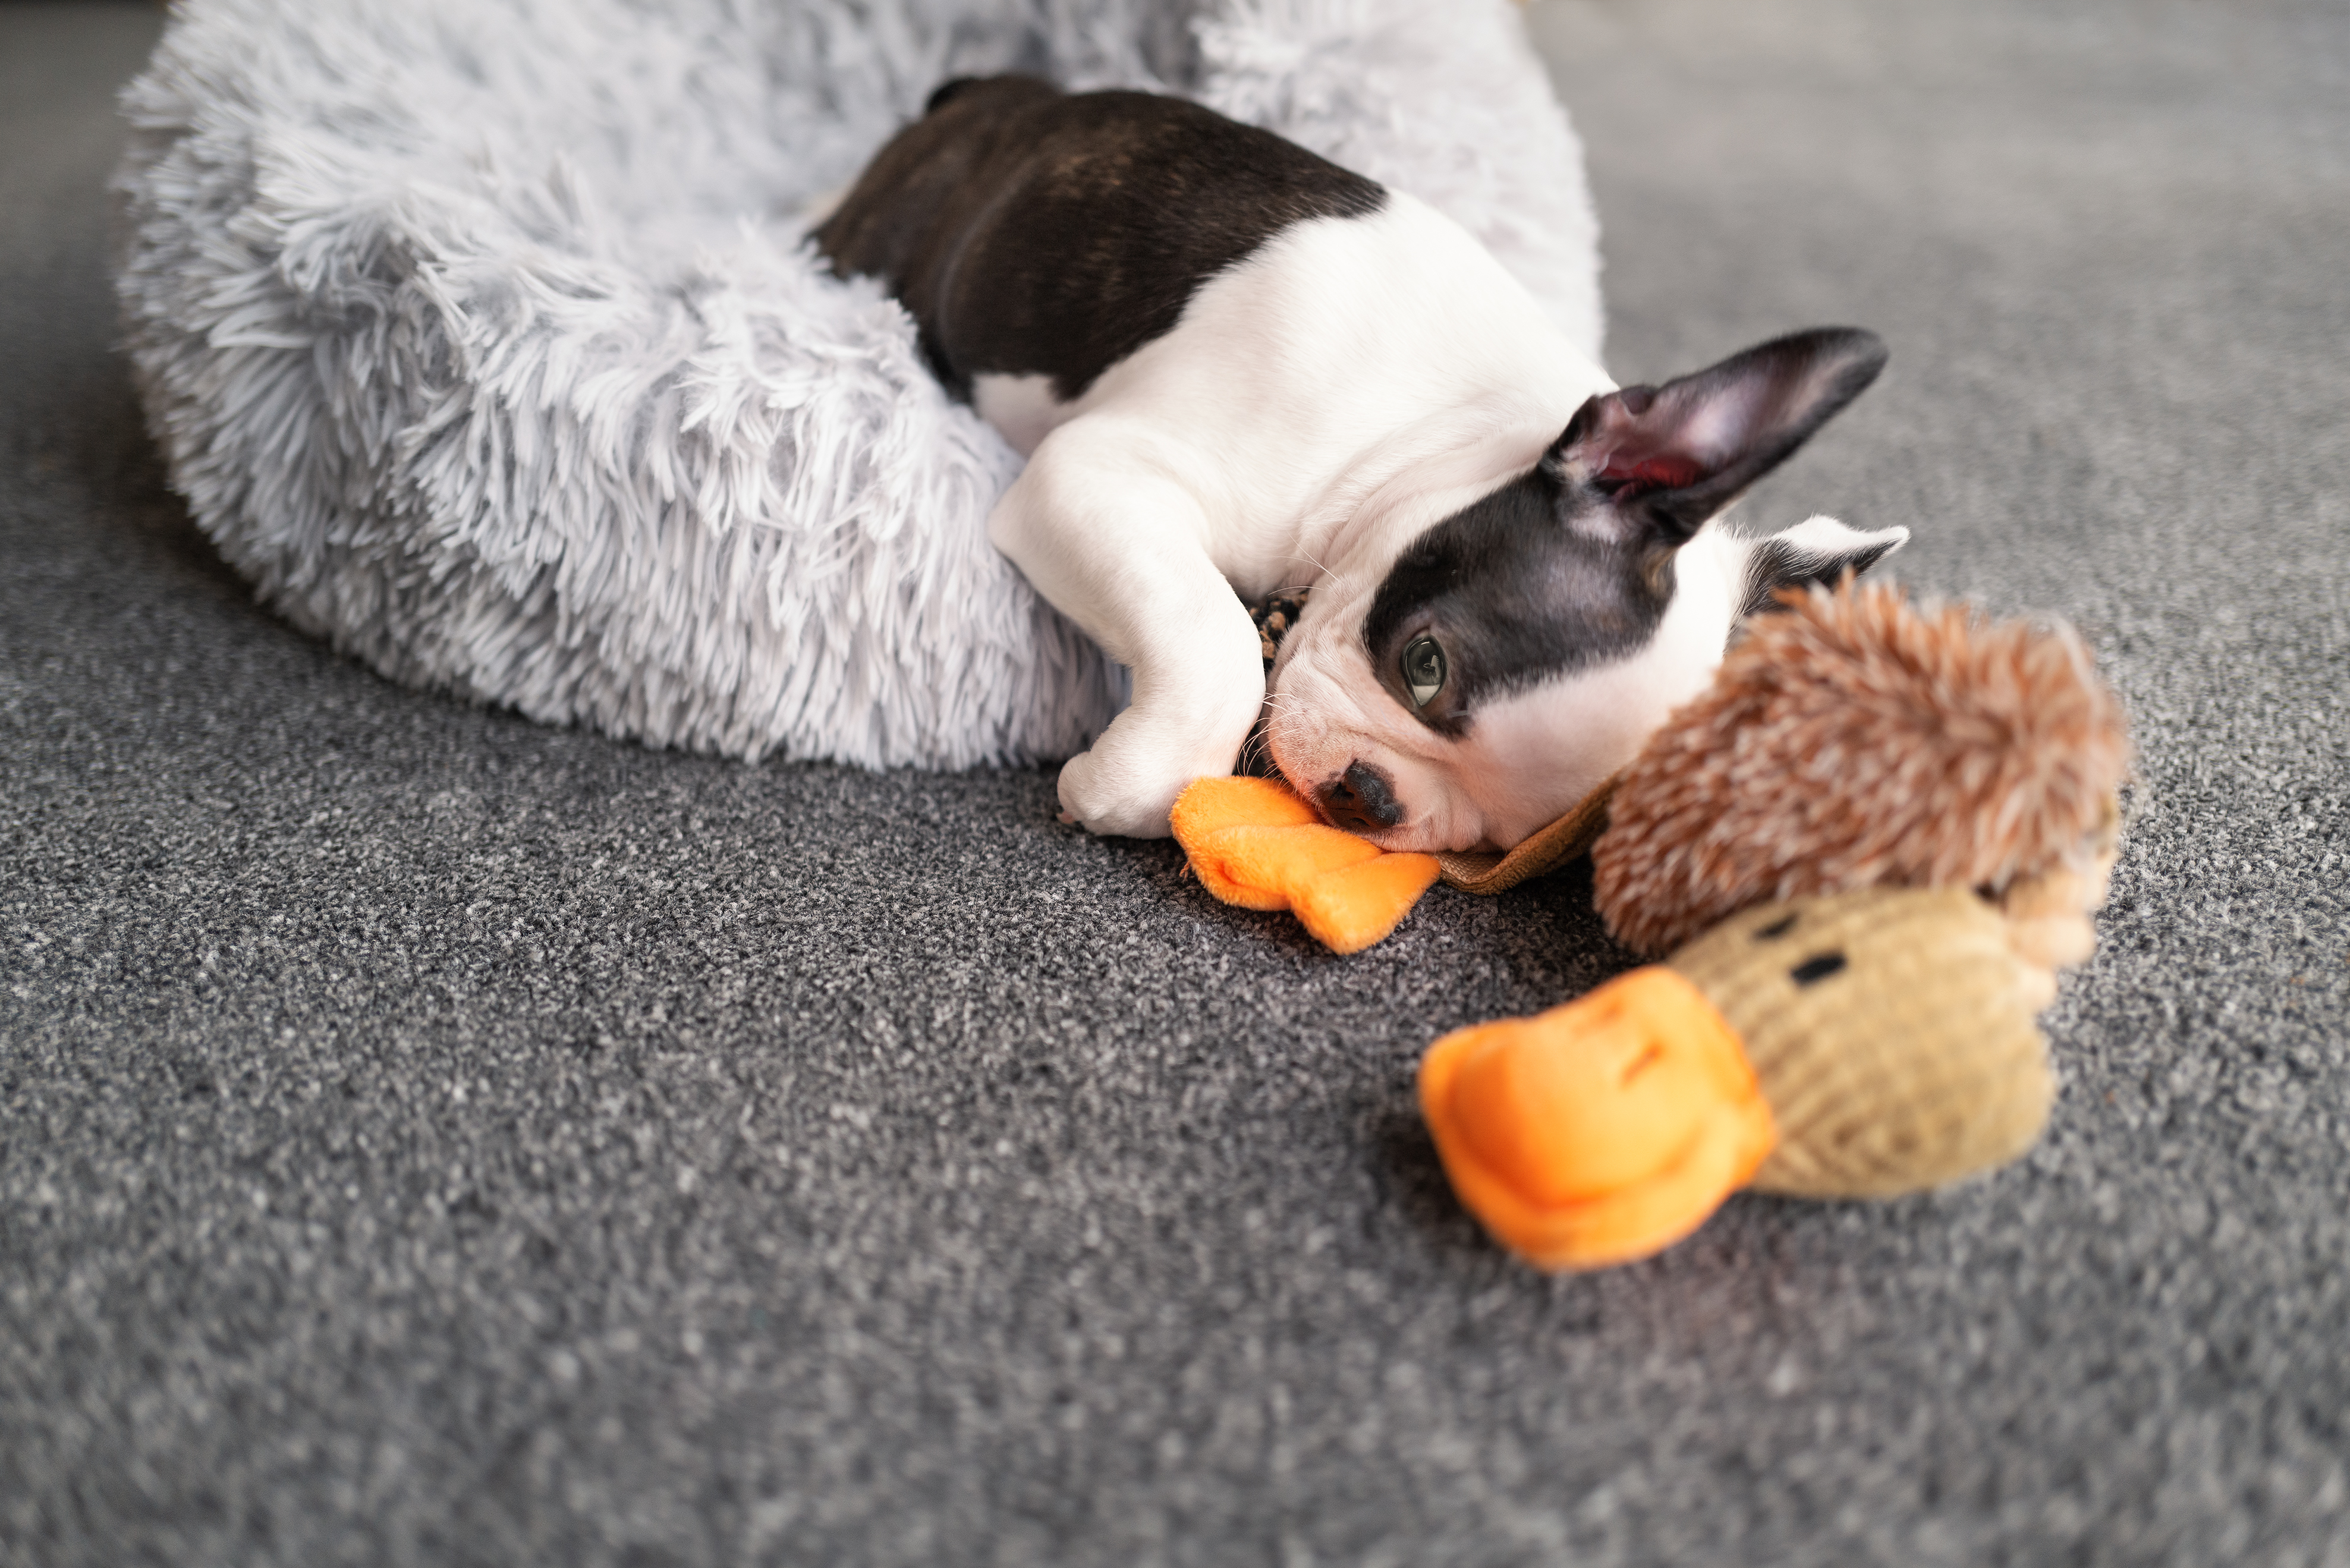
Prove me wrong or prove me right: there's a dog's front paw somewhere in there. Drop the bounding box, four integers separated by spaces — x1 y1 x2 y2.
1047 612 1266 837
1055 747 1188 839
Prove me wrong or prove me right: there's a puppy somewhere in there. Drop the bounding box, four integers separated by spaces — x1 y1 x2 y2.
817 76 1902 851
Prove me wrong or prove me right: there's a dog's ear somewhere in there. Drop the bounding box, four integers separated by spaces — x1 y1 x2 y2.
1738 514 1909 617
1546 328 1887 544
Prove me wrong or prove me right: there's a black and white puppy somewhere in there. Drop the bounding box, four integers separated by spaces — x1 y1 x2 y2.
817 76 1902 851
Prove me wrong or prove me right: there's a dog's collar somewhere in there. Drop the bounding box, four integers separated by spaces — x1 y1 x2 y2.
1245 585 1311 674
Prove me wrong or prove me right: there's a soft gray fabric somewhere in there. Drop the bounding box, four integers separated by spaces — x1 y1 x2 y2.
109 0 1598 770
5 2 2348 1565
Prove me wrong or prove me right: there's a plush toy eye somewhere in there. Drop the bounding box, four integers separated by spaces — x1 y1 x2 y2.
1402 635 1447 710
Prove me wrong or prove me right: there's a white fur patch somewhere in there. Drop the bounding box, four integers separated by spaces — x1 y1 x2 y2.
973 374 1064 460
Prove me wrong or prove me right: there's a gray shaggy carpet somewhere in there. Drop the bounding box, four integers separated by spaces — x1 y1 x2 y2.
4 2 2346 1564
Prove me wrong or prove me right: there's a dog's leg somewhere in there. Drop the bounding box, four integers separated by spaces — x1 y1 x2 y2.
988 428 1266 838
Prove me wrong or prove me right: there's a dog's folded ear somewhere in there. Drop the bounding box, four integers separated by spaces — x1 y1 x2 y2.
1546 328 1887 543
1738 514 1909 618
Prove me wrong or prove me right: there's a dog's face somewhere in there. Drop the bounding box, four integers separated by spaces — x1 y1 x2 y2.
1264 328 1903 853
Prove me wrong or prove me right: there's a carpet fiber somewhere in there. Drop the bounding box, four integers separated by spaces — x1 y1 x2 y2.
4 2 2346 1564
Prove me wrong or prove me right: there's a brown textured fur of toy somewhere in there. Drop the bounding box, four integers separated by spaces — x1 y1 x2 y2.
1593 582 2131 958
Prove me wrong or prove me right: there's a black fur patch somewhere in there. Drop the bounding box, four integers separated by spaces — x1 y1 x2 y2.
1360 468 1676 734
815 76 1386 402
923 76 988 116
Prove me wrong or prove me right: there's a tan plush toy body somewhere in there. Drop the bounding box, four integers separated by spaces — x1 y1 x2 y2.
1420 884 2065 1269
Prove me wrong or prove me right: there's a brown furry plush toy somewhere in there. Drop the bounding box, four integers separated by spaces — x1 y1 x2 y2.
1418 583 2132 1273
1591 582 2130 959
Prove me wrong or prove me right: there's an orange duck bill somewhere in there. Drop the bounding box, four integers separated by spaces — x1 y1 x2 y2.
1418 968 1778 1271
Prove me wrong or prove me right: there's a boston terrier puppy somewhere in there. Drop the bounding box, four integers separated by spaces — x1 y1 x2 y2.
817 75 1902 851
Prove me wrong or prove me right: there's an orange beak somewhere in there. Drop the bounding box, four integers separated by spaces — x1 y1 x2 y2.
1418 967 1778 1270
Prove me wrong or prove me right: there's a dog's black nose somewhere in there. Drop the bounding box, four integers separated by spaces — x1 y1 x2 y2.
1319 760 1405 832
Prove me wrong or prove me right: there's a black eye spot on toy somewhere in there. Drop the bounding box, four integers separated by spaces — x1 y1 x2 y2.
1752 914 1800 941
1789 952 1848 987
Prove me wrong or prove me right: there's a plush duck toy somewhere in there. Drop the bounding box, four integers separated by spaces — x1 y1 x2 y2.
1174 581 2131 1270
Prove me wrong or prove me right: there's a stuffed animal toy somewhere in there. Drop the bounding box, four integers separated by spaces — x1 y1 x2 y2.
1418 882 2077 1269
1174 581 2130 1270
1169 776 1443 954
1587 582 2129 963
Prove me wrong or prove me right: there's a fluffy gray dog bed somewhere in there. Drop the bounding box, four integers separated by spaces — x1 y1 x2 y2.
115 0 1601 768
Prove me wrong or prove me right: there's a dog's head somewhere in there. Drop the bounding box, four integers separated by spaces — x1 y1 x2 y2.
1264 328 1904 852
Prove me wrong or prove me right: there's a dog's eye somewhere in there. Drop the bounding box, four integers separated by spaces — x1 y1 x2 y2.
1401 635 1447 710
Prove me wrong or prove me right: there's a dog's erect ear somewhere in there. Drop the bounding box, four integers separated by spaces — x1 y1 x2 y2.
1546 328 1888 543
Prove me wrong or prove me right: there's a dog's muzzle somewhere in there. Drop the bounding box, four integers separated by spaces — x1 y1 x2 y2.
1319 760 1405 832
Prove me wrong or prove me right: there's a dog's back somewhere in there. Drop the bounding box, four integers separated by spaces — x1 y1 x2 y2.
814 76 1386 406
